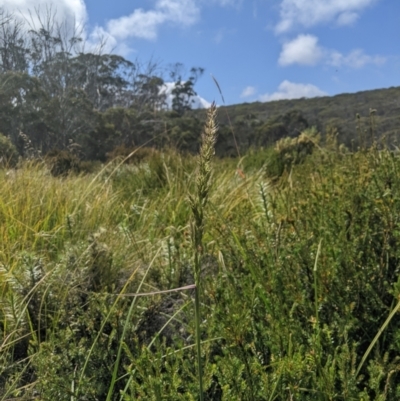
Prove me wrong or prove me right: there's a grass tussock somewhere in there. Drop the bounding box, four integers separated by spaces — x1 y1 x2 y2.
1 114 400 400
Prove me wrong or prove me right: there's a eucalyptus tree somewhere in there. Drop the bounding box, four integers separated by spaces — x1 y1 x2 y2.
129 59 167 114
0 7 205 158
170 63 204 116
0 10 29 73
68 52 136 111
0 71 49 153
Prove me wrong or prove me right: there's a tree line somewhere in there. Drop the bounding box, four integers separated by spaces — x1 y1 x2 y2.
0 8 206 162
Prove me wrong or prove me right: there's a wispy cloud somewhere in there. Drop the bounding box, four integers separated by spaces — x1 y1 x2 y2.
104 0 199 42
279 34 386 69
87 26 129 55
204 0 243 7
213 27 236 44
259 80 327 102
328 49 386 68
336 11 359 25
275 0 379 33
214 30 224 44
240 86 256 98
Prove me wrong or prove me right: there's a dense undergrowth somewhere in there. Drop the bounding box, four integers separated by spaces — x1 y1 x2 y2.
1 121 400 400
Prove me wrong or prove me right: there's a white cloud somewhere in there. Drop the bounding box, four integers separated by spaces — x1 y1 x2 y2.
259 80 327 102
329 49 386 68
87 26 135 56
105 0 199 42
106 10 165 41
337 11 359 25
0 0 200 56
204 0 243 7
0 0 87 29
240 86 256 98
157 0 199 25
279 34 386 69
275 0 379 33
278 34 323 66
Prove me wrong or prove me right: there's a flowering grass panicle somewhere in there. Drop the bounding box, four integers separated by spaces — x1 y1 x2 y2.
189 102 218 277
188 101 218 401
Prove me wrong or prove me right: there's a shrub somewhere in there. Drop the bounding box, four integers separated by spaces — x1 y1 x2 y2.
45 149 81 177
106 145 161 164
265 127 320 179
0 133 19 168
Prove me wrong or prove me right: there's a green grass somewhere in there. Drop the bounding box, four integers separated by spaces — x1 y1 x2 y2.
2 129 400 399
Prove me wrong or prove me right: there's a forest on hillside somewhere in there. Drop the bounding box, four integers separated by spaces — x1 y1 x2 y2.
210 86 400 154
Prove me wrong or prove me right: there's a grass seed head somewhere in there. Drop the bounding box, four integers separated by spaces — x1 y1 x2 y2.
190 102 218 214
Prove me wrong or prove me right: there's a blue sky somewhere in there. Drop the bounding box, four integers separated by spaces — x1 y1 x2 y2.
3 0 399 106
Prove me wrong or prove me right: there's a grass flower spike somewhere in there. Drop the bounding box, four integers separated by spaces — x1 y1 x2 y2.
188 101 218 401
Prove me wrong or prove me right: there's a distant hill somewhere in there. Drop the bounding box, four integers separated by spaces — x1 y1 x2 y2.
192 86 400 156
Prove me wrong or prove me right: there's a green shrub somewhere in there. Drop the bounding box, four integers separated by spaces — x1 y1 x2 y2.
275 126 319 165
264 127 320 179
5 135 400 400
45 149 99 176
0 133 18 168
106 145 161 164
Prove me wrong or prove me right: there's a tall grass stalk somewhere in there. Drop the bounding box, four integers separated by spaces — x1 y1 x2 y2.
188 102 218 400
313 239 322 331
355 298 400 378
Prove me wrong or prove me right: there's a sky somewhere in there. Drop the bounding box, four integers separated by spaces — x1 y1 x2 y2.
2 0 399 106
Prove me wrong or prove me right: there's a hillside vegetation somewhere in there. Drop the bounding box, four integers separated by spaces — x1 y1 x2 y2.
2 106 400 399
197 86 400 156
